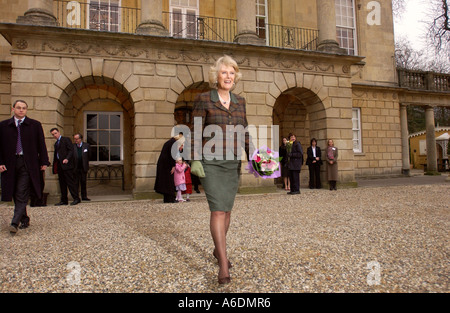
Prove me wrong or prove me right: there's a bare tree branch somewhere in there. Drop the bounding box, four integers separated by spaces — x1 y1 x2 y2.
426 0 450 54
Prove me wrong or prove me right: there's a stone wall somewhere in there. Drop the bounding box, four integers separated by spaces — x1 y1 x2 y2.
352 86 402 177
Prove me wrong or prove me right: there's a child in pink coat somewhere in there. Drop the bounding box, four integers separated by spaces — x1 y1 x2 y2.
174 157 187 202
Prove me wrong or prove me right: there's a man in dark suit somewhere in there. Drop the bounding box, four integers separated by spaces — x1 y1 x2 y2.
287 133 304 195
0 100 50 234
50 128 80 206
306 138 323 189
73 133 91 201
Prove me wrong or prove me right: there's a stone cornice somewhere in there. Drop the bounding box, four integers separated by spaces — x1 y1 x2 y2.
0 22 364 74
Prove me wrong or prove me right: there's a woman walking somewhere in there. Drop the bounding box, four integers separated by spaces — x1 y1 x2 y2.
190 55 251 284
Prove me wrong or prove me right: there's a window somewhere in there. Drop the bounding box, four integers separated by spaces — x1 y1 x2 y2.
352 108 362 153
335 0 357 55
85 112 123 164
170 0 198 39
88 0 120 32
256 0 267 41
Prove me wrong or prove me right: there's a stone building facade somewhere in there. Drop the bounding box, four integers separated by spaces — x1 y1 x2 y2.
0 0 449 198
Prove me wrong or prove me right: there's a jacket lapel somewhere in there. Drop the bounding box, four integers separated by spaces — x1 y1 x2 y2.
210 89 239 112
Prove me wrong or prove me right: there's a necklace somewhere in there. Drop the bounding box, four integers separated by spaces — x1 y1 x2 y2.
218 92 230 105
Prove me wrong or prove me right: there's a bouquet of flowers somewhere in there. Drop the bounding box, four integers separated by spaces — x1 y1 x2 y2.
286 140 293 154
246 146 282 179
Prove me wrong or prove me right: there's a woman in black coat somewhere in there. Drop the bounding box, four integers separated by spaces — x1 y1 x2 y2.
287 133 303 195
306 138 322 189
154 134 184 203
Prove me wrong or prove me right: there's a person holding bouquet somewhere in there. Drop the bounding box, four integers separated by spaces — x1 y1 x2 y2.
190 55 252 285
287 133 303 195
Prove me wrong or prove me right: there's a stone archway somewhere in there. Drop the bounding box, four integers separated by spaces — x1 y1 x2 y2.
57 77 135 193
174 82 210 127
272 87 326 186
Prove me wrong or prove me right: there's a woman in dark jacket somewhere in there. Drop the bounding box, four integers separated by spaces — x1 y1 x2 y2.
279 137 290 190
154 134 184 203
287 133 303 195
326 139 339 190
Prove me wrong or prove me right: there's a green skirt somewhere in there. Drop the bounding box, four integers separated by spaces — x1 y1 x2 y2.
200 159 240 212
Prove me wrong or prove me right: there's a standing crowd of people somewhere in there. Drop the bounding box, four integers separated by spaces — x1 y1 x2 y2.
0 100 91 234
279 136 339 192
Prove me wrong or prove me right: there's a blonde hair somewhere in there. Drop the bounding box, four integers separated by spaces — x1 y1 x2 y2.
209 55 242 89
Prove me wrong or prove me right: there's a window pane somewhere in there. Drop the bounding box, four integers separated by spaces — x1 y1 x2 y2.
186 10 196 39
110 114 120 129
87 131 97 145
99 146 109 161
85 111 122 163
87 114 97 129
110 131 120 145
99 131 109 145
99 114 109 129
110 146 120 161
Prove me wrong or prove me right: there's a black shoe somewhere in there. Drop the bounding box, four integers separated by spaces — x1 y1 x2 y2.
287 191 300 195
19 221 30 229
82 198 91 201
9 224 18 235
55 202 68 206
70 199 81 205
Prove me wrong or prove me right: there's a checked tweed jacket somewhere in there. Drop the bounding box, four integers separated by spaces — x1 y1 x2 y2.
190 89 252 161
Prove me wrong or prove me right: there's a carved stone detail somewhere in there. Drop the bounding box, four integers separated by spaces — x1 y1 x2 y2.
42 41 150 58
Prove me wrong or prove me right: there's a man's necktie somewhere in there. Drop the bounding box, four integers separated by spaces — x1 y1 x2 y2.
56 139 60 159
16 120 23 155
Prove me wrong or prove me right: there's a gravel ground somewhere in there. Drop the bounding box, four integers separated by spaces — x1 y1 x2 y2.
0 183 449 293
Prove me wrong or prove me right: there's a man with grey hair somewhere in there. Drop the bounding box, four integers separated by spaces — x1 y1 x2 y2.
73 133 91 201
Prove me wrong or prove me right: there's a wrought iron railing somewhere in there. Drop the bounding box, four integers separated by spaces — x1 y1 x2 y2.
267 24 318 50
54 0 140 33
52 0 319 51
162 11 236 42
398 69 450 92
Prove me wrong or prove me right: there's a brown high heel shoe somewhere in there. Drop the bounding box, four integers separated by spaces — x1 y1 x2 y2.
213 249 233 269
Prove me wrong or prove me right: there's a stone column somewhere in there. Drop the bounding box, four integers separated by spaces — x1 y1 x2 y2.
400 104 410 175
425 106 438 172
16 0 57 26
316 0 345 53
136 0 169 36
234 0 264 45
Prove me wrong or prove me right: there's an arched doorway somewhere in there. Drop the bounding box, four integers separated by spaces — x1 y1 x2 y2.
174 82 210 127
58 78 135 195
272 87 326 186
